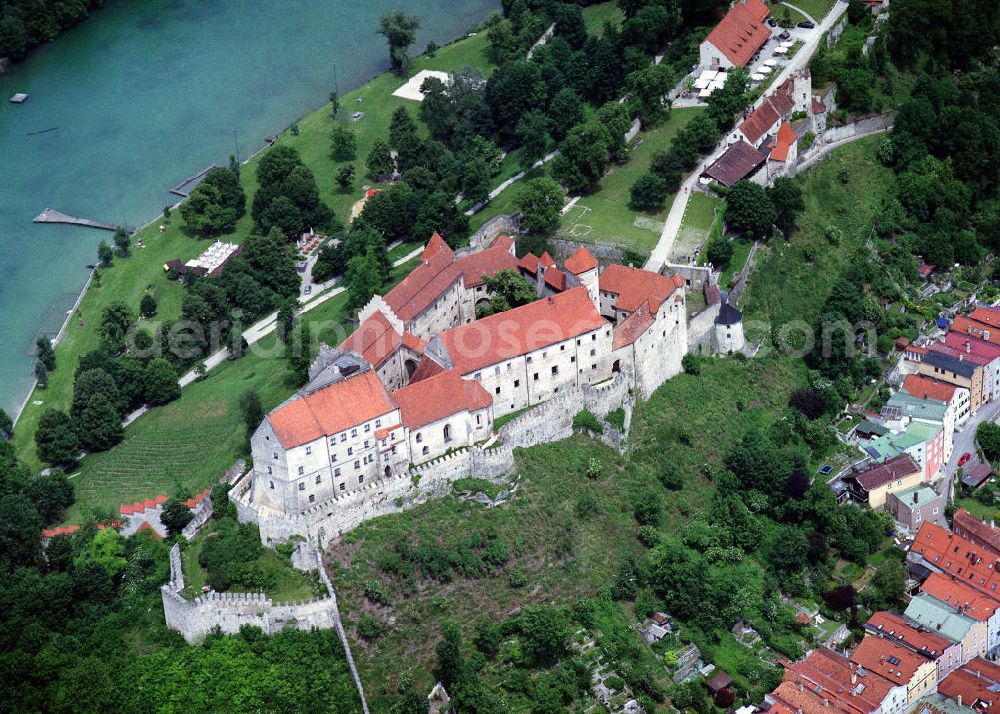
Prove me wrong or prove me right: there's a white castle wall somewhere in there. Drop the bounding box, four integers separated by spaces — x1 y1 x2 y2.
233 374 633 548
160 542 339 644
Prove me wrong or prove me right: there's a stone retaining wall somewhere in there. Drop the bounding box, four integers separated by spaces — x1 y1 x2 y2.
820 112 895 145
689 301 721 352
548 238 628 266
468 213 521 252
160 543 338 644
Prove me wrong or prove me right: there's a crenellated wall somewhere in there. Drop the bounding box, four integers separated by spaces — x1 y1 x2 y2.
160 543 338 644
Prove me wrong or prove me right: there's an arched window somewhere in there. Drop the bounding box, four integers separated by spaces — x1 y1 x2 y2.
443 424 452 442
415 433 422 443
422 445 429 456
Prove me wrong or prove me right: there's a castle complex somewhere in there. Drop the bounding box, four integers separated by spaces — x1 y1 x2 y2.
238 234 690 546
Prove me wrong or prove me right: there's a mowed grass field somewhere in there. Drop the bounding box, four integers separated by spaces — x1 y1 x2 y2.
328 355 806 709
671 191 721 262
780 0 837 22
558 107 704 254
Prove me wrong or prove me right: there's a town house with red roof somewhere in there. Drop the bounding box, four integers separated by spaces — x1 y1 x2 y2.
851 634 939 704
902 374 971 430
864 611 963 681
699 0 772 71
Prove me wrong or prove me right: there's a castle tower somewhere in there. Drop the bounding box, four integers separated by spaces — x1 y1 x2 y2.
714 293 745 355
564 246 600 309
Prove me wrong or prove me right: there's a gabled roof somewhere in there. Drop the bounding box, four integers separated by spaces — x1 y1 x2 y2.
539 252 556 268
778 647 898 714
421 232 453 261
850 635 931 684
930 341 991 366
740 96 787 145
921 571 999 623
432 287 606 375
339 310 402 369
938 658 1000 711
383 239 516 323
544 267 568 291
902 374 958 404
394 369 492 429
970 307 1000 328
613 307 656 349
267 370 396 448
953 508 1000 554
769 122 797 162
944 331 1000 361
952 315 1000 346
408 354 445 383
703 0 771 67
864 611 953 658
812 97 826 114
599 265 685 314
851 454 920 491
904 593 976 644
702 140 769 186
565 246 598 275
922 350 981 378
519 252 540 275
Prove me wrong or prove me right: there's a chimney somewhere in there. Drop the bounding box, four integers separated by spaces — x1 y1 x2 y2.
958 695 963 707
967 340 972 353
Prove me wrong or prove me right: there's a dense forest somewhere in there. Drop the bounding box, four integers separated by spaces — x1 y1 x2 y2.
0 0 109 63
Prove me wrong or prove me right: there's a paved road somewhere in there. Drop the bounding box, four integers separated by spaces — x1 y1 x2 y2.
644 1 848 273
937 399 1000 501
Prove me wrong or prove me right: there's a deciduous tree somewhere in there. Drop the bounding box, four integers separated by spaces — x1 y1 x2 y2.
377 10 421 73
514 177 564 234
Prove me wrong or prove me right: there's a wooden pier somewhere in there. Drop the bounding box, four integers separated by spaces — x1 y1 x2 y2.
169 164 219 197
33 208 136 233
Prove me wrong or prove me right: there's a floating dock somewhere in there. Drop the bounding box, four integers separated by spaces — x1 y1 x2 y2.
33 208 136 233
10 93 29 103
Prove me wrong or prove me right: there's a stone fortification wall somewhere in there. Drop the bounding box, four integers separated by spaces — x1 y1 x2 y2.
548 238 627 266
819 112 895 145
689 301 721 352
467 213 522 252
234 375 634 547
160 542 337 644
660 263 713 291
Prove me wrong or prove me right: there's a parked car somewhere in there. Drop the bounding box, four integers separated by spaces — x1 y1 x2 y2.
778 30 791 40
767 18 777 27
959 452 972 466
304 284 312 296
797 21 816 29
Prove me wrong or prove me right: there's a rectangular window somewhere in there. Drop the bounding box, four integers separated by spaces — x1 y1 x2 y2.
297 465 304 475
590 349 596 357
339 483 345 491
305 445 312 455
331 453 337 463
272 452 278 460
495 387 501 395
375 418 381 427
551 365 558 375
527 356 533 364
364 440 369 448
351 428 357 437
334 468 341 477
354 460 360 469
315 475 322 484
340 434 347 442
359 475 364 483
514 379 520 388
571 356 576 362
348 447 353 456
364 423 370 432
308 494 315 503
495 366 500 375
391 445 397 454
267 465 273 475
298 483 305 491
475 372 481 380
592 334 596 341
476 414 481 425
269 481 274 489
533 373 539 381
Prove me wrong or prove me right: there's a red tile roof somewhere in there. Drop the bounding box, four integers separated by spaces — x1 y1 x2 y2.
703 0 771 67
930 341 992 366
339 310 402 369
812 97 826 114
922 571 999 622
769 122 797 162
778 647 897 714
910 521 1000 596
952 316 1000 346
902 374 956 404
434 287 606 375
383 240 517 323
970 307 1000 328
394 369 492 429
268 370 397 448
565 246 598 275
409 354 445 383
613 307 655 349
938 658 1000 711
421 232 453 261
600 265 685 314
42 524 81 538
401 331 426 354
374 423 401 440
944 331 1000 361
740 98 782 145
850 635 931 684
865 611 953 657
953 508 1000 555
544 267 568 291
183 489 211 509
539 252 556 268
519 252 540 275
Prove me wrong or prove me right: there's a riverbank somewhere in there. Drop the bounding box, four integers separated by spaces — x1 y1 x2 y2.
11 14 505 471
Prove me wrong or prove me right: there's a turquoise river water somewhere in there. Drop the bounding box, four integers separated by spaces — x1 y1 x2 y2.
0 0 498 416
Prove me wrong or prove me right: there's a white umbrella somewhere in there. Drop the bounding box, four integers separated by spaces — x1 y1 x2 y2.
756 64 772 74
774 46 789 55
699 70 718 82
780 41 794 48
698 87 712 98
764 59 778 66
751 73 766 82
694 78 710 89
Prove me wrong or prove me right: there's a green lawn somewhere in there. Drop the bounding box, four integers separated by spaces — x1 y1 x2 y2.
180 520 317 602
775 4 810 26
558 108 704 254
720 238 753 291
13 31 500 470
672 192 722 262
956 495 997 521
327 356 806 708
583 0 624 34
780 0 836 22
387 240 424 262
744 136 893 327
